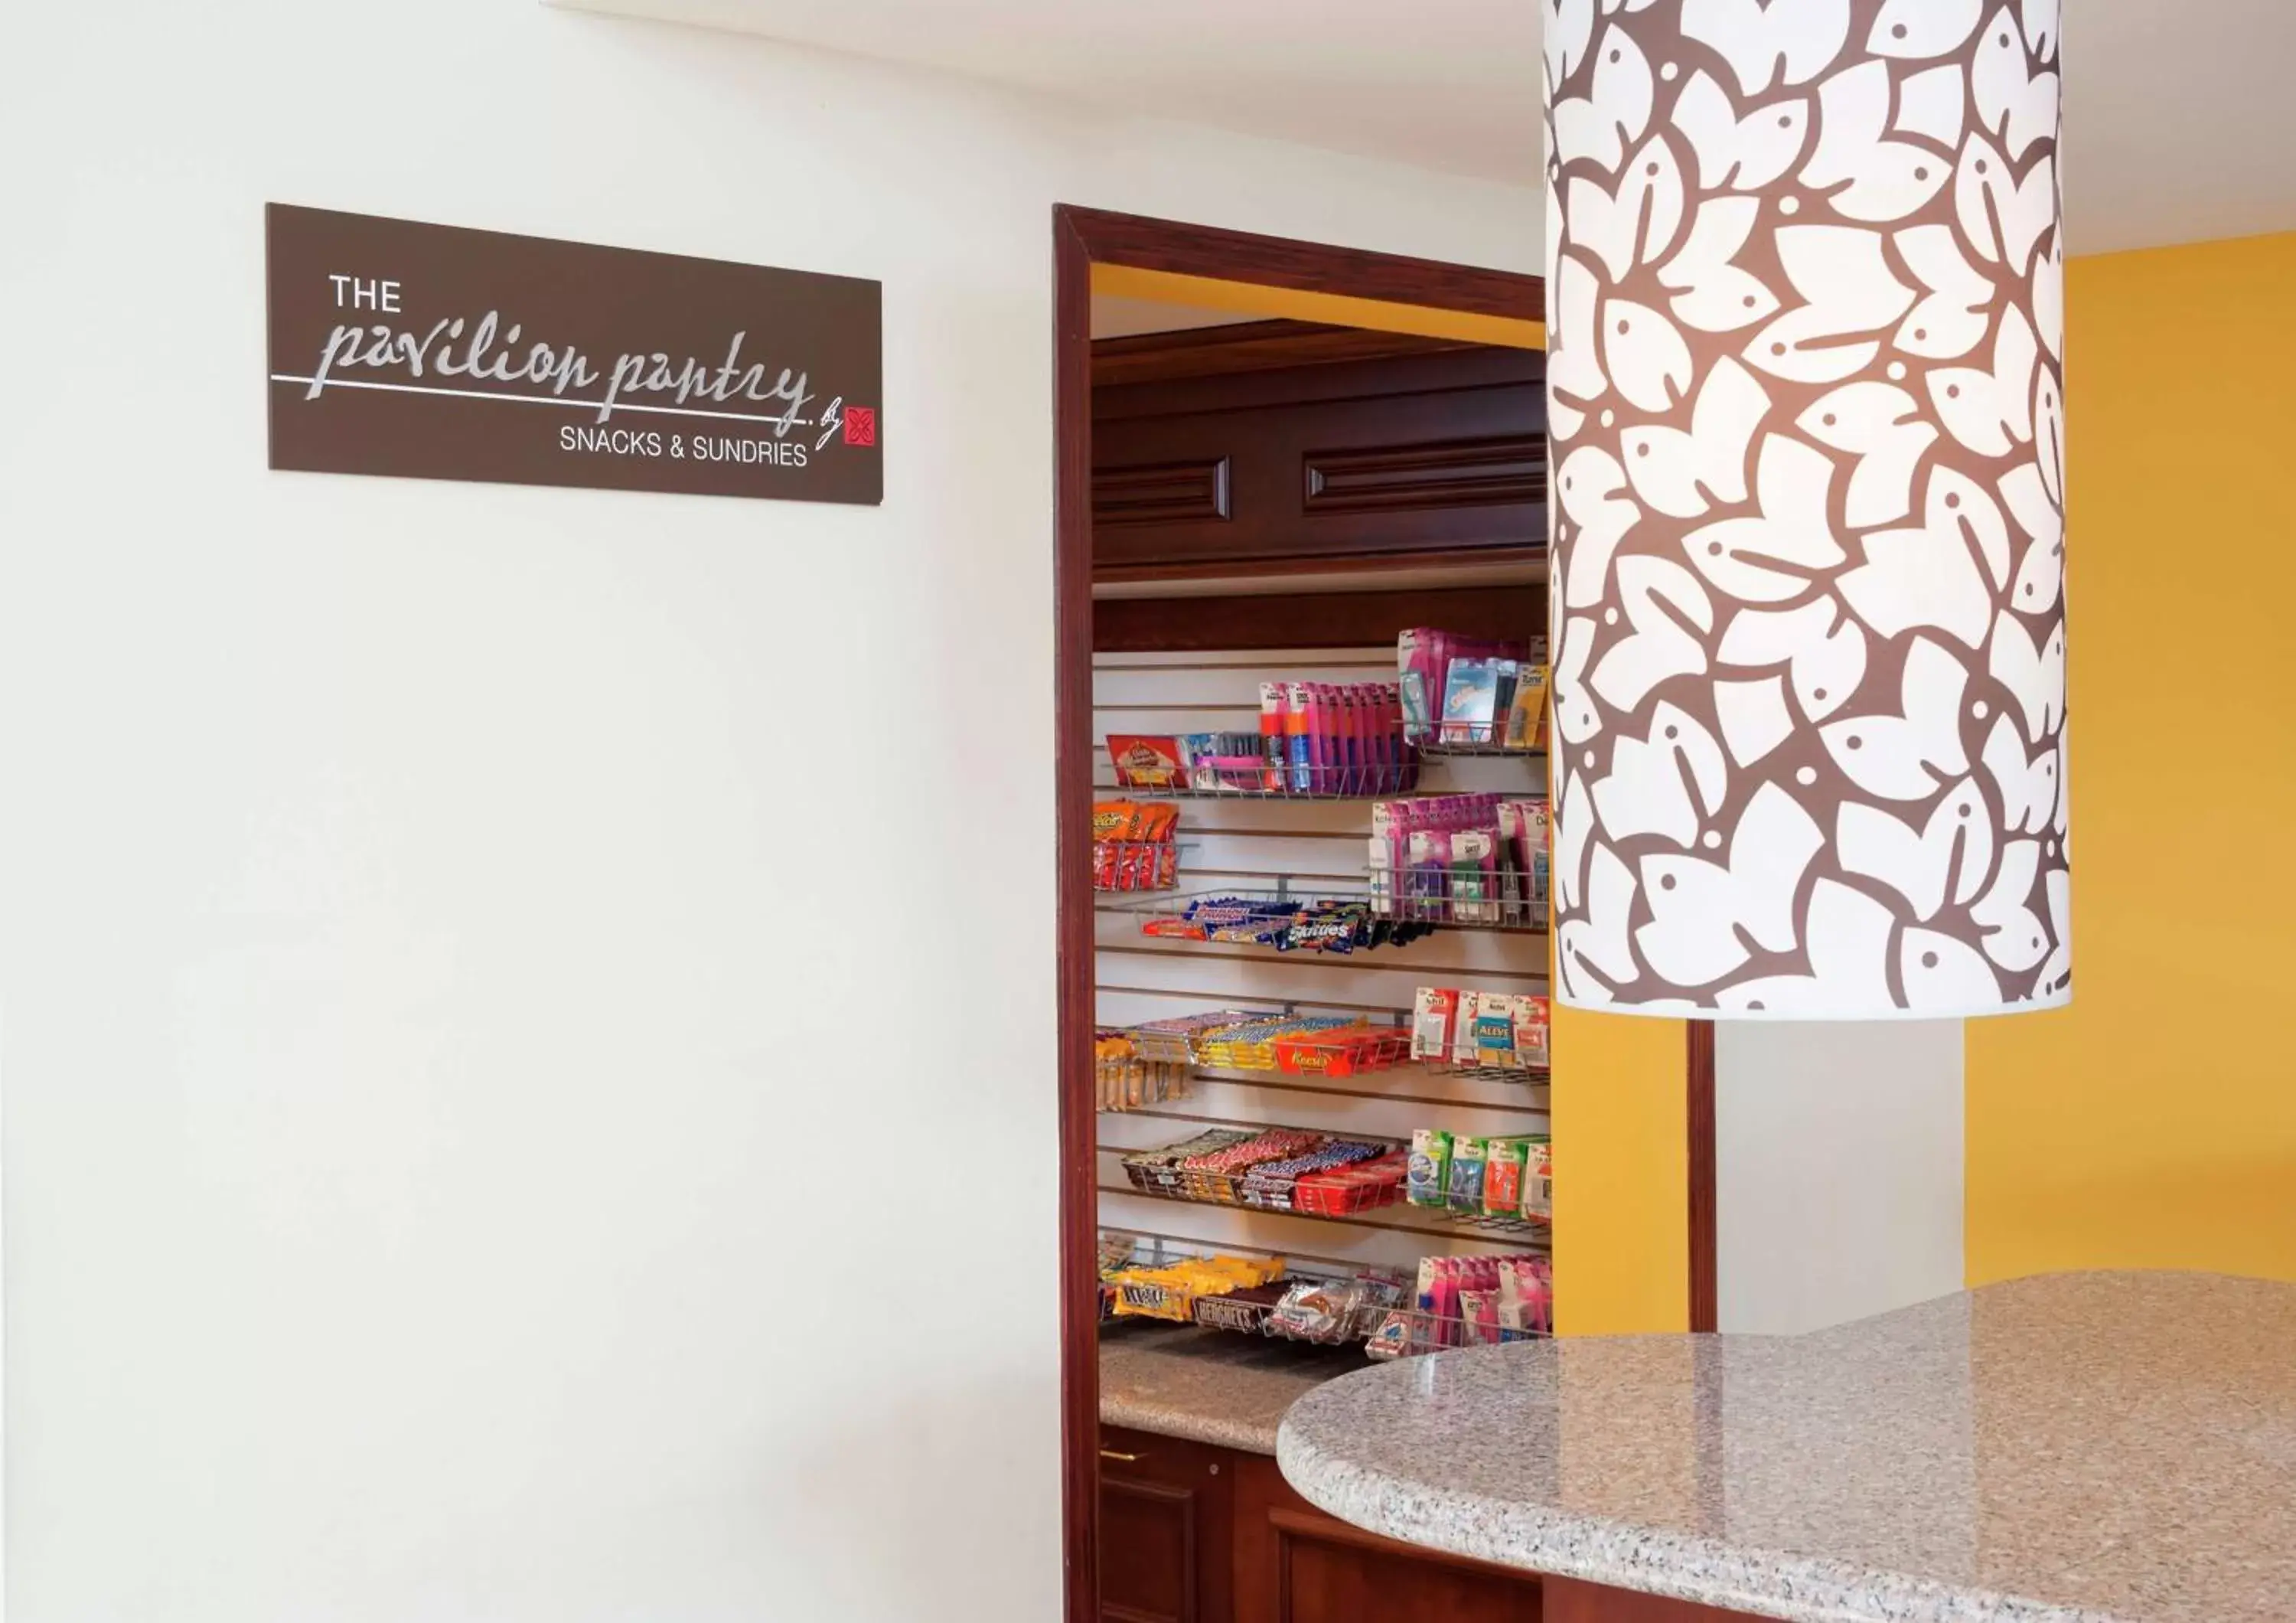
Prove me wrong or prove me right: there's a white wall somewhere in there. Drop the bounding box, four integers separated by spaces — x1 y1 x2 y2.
1717 1023 1966 1335
0 5 1539 1620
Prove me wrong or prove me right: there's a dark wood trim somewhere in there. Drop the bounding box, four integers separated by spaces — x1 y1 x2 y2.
1062 206 1543 322
1688 1020 1718 1334
1094 545 1544 589
1094 585 1546 655
1094 340 1541 423
1094 318 1480 388
1054 205 1101 1623
1055 203 1548 1623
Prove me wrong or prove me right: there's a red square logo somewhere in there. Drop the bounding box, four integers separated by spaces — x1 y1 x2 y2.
843 407 877 447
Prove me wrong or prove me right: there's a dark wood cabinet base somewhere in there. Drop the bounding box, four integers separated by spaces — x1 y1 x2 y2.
1542 1575 1771 1622
1097 1429 1776 1623
1100 1427 1542 1623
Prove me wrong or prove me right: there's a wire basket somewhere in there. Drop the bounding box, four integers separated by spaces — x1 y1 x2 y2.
1118 1132 1408 1215
1104 743 1417 801
1364 1301 1554 1357
1373 868 1549 932
1094 1039 1193 1112
1423 1060 1553 1084
1409 721 1548 759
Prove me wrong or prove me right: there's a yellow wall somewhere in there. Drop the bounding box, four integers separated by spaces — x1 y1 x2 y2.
1089 264 1544 349
1554 1009 1689 1333
1966 230 2296 1285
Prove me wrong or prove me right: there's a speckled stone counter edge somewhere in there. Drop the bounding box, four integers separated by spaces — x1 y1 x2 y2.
1274 1421 2126 1623
1101 1390 1281 1456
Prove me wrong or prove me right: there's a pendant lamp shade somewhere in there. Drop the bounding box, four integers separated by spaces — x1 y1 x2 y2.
1544 0 2069 1019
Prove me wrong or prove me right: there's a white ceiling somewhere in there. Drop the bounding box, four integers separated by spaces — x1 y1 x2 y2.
569 0 2296 255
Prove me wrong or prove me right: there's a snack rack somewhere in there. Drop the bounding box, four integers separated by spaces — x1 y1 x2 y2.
1094 642 1554 1346
1098 1230 1551 1352
1413 723 1549 761
1101 753 1403 802
1118 881 1549 942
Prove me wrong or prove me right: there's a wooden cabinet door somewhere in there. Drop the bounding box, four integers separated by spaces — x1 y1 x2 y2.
1098 1425 1235 1623
1092 346 1548 580
1234 1455 1542 1623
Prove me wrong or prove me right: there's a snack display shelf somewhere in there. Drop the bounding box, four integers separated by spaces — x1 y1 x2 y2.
1107 1122 1410 1212
1099 1008 1553 1094
1097 1230 1554 1351
1119 886 1548 948
1424 1060 1554 1086
1409 730 1548 760
1111 779 1407 803
1096 1181 1441 1235
1435 1210 1552 1239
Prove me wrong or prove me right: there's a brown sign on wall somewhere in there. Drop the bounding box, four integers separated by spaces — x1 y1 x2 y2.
266 204 882 504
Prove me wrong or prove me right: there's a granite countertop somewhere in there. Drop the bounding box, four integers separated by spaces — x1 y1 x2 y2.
1277 1272 2296 1623
1101 1322 1366 1455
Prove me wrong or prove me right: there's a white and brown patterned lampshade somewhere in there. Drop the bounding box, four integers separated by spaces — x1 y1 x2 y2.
1544 0 2069 1018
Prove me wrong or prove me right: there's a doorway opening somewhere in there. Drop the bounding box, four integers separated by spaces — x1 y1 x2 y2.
1052 207 1715 1623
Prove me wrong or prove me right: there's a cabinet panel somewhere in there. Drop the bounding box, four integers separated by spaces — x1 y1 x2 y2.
1093 348 1547 578
1234 1455 1542 1623
1101 1477 1197 1623
1100 1426 1235 1623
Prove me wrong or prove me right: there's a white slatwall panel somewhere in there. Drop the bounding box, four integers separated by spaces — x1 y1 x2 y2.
1094 646 1551 1276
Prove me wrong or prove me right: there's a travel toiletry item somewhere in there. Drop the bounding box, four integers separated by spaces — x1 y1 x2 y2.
1512 996 1551 1071
1440 658 1500 744
1451 828 1499 924
1411 986 1458 1060
1446 1136 1487 1213
1260 683 1288 790
1483 1136 1527 1216
1397 629 1442 742
1476 991 1520 1066
1505 664 1551 749
1287 681 1313 793
1521 1137 1553 1223
1450 991 1484 1066
1489 659 1521 736
1407 1128 1453 1208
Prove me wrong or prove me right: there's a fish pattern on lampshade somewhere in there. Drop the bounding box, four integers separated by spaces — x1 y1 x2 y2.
1544 0 2069 1017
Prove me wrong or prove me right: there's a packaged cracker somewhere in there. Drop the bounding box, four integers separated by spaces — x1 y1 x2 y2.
1407 1128 1453 1208
1446 1135 1487 1213
1107 735 1185 790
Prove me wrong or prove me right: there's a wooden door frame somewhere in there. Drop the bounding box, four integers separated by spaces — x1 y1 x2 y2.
1052 204 1719 1623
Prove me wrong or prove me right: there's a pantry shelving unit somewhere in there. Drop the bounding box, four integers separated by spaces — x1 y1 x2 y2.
1091 644 1554 1356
